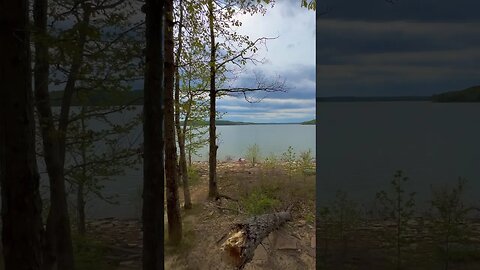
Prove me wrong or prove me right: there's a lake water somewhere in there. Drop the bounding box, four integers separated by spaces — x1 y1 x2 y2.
317 102 480 212
39 108 315 219
196 124 316 162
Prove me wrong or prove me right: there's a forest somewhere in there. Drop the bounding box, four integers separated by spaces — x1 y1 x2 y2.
0 0 315 269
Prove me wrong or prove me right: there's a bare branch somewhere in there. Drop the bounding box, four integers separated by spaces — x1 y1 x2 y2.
216 36 277 69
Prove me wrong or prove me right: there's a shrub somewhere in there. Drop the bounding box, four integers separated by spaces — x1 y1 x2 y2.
246 143 261 167
375 170 416 270
187 165 201 186
241 187 280 216
428 178 475 270
298 149 315 176
281 146 297 178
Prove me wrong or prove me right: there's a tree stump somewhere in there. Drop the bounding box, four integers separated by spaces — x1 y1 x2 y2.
220 211 292 269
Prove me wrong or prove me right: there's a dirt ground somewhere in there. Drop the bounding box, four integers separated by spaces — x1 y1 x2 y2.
87 160 316 270
317 219 480 270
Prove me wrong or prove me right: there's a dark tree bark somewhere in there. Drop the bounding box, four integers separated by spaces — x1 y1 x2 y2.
173 0 192 210
165 0 182 245
207 0 219 199
0 0 45 268
221 211 292 269
33 0 77 268
76 107 87 235
77 182 86 235
142 0 165 268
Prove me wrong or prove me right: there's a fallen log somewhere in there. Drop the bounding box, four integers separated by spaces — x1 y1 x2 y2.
220 210 292 269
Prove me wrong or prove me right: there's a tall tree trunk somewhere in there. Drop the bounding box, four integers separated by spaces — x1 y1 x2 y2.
77 182 86 235
77 107 87 235
165 0 182 245
33 0 76 269
142 0 165 268
0 0 45 268
207 0 219 199
173 0 192 210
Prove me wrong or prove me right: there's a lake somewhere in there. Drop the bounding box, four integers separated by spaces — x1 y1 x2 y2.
39 109 315 219
317 101 480 212
196 124 316 162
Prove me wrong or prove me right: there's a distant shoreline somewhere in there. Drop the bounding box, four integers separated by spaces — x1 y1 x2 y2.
316 96 432 102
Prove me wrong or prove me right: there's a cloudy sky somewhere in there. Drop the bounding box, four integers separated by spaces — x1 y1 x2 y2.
317 0 480 97
217 0 316 123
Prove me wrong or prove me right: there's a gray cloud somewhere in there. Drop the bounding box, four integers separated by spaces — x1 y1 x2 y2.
318 0 480 23
317 15 480 96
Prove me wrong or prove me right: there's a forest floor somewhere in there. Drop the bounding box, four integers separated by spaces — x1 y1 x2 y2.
317 218 480 270
85 160 316 270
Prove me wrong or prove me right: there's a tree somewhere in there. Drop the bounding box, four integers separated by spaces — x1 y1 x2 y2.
65 104 141 235
281 146 297 180
34 0 143 267
165 0 183 245
173 0 192 210
205 0 285 199
0 0 45 268
174 0 210 187
33 0 75 267
207 0 219 199
376 170 417 270
429 178 475 270
246 143 261 167
142 0 165 268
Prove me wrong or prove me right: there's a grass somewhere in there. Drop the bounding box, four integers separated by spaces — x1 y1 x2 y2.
72 234 115 270
0 235 114 270
164 218 196 256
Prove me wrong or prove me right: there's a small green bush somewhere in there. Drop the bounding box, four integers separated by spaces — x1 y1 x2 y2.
263 152 279 171
298 149 315 176
246 143 261 167
281 146 297 178
187 165 201 186
242 187 280 216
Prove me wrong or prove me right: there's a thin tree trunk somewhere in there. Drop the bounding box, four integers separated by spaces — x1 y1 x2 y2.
207 0 219 199
165 0 182 245
173 0 192 210
142 0 165 268
77 107 87 235
0 1 45 268
33 0 75 268
77 182 86 235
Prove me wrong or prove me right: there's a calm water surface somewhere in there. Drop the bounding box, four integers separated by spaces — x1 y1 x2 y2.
40 110 315 219
317 102 480 211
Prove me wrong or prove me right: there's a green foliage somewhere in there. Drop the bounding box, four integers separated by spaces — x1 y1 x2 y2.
375 170 417 269
245 143 261 167
72 234 114 270
301 119 316 125
301 0 317 10
432 85 480 102
429 178 475 269
318 206 334 257
186 165 201 186
262 152 279 171
281 146 298 178
298 148 315 176
65 106 141 205
241 186 280 216
320 191 360 256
